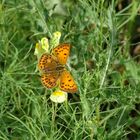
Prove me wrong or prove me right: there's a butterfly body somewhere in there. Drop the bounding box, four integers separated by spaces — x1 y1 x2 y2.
39 43 77 93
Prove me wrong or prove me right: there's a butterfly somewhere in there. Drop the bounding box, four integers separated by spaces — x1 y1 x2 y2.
38 43 77 93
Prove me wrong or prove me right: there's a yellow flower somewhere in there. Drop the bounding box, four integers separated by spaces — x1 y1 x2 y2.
53 31 61 40
40 37 49 52
50 31 61 49
34 42 41 55
50 90 67 103
34 37 49 59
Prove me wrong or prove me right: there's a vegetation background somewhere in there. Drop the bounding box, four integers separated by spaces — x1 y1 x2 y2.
0 0 140 139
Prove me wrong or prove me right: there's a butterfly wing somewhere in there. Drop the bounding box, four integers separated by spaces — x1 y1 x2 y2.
38 54 59 73
41 72 60 89
52 43 71 65
60 70 77 93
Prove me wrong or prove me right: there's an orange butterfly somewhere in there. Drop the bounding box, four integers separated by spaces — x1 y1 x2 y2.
38 43 77 93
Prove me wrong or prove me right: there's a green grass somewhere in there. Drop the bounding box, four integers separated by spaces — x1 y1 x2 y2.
0 0 140 139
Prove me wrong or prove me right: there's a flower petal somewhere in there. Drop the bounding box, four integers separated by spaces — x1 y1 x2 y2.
41 37 49 52
50 31 61 48
50 90 67 103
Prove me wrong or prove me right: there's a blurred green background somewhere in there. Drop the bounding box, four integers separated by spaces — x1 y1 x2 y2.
0 0 140 139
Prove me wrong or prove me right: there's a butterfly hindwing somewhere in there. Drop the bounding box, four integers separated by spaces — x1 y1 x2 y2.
52 43 71 65
41 72 60 89
60 70 77 93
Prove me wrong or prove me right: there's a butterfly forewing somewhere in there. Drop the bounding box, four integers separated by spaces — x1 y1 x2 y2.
52 43 71 65
38 54 60 73
60 70 77 93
